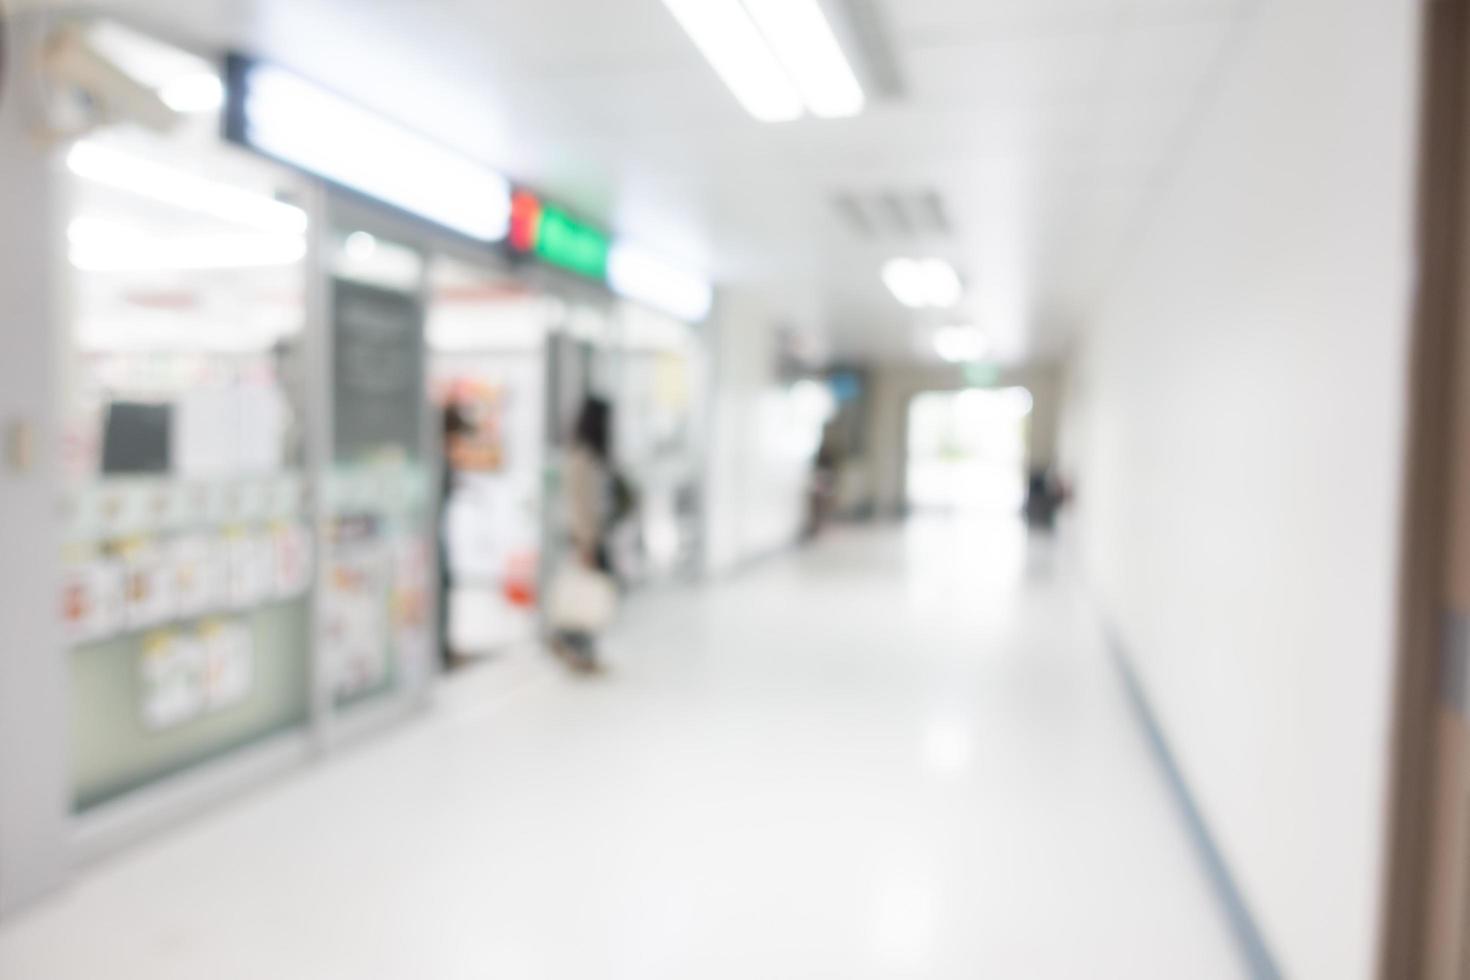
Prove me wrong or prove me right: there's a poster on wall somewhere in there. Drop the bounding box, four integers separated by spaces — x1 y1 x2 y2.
138 618 256 730
61 557 126 643
170 533 227 618
139 630 205 731
123 541 174 630
443 378 508 473
227 529 275 609
272 521 314 598
392 533 433 686
322 513 390 699
200 619 254 710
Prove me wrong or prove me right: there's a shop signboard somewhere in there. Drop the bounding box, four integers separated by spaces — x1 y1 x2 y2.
509 190 610 280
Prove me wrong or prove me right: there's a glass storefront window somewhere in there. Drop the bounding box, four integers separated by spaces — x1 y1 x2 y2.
612 303 706 584
60 88 316 810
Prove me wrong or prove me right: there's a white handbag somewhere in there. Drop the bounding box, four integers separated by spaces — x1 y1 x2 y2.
547 560 618 633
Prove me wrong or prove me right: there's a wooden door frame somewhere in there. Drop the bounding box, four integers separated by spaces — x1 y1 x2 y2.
1379 0 1470 976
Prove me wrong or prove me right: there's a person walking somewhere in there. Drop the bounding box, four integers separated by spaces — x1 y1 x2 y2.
550 397 618 672
437 402 472 671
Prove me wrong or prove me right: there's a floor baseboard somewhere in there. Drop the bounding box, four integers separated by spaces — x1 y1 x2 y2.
1108 634 1284 980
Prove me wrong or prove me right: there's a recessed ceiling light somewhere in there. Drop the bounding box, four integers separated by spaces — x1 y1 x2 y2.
881 257 929 309
882 257 963 309
933 326 989 364
921 258 962 308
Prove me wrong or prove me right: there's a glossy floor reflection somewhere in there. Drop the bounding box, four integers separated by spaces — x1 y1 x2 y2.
0 519 1244 979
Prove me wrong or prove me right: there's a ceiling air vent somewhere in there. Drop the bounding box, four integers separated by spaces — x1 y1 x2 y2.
833 188 952 240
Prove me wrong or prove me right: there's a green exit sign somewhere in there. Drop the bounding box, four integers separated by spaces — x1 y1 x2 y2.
963 362 1003 388
510 190 610 280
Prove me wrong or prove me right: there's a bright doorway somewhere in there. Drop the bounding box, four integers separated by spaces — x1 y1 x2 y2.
904 388 1033 514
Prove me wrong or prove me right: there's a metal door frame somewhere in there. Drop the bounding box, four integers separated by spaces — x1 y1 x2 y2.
1379 1 1470 975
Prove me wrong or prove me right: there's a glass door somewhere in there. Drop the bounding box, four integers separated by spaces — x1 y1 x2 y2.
904 388 1033 515
318 208 434 713
427 256 550 666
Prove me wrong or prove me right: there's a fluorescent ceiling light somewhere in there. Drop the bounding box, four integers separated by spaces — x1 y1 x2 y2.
160 73 225 113
933 326 989 364
608 242 713 322
741 0 864 118
76 315 298 354
882 256 963 309
660 0 803 122
86 20 223 114
69 217 305 271
234 62 512 241
67 141 308 235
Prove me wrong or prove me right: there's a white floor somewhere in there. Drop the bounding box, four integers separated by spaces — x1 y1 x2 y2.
0 519 1245 979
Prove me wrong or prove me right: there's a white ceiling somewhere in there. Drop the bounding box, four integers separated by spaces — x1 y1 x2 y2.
67 0 1255 364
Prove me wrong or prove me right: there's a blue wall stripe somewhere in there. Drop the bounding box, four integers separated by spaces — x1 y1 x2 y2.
1108 636 1284 980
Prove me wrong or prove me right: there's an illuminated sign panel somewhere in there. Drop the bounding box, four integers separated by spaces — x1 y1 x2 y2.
226 57 711 320
607 243 713 322
509 190 609 280
224 57 511 242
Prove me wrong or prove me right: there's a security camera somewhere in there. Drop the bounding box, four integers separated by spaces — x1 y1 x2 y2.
41 22 181 135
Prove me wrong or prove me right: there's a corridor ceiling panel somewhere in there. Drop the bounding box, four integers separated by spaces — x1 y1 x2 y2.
85 0 1252 363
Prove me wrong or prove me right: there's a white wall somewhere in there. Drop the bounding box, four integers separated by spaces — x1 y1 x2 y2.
1059 2 1421 977
703 288 821 574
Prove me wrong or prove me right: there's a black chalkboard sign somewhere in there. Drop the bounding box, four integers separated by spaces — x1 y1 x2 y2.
101 401 172 474
331 278 425 462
